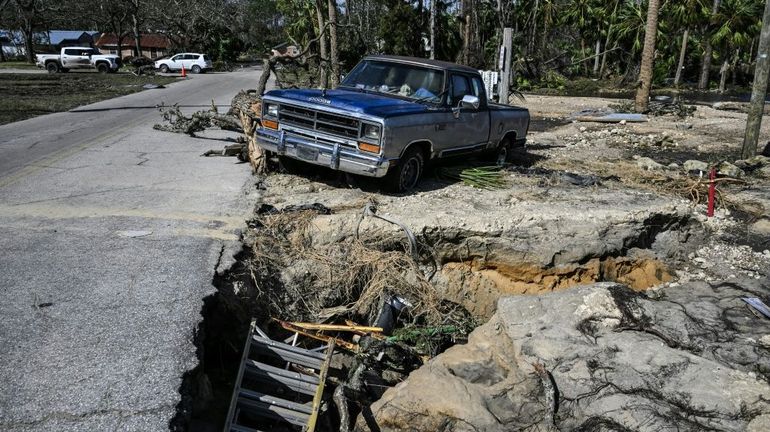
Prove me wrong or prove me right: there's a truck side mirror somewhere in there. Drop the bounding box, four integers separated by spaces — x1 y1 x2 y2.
453 94 480 118
460 95 480 110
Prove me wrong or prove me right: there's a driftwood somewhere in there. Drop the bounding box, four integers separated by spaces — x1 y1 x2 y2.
229 89 267 174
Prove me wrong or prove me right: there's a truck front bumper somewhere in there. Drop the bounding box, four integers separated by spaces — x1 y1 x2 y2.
256 127 390 177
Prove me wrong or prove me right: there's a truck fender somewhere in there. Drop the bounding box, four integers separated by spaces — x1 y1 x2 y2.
400 140 434 162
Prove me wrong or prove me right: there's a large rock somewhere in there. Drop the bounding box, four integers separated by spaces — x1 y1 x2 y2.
358 281 770 431
683 159 709 172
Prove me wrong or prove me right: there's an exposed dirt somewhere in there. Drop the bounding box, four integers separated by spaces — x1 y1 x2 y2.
177 94 770 431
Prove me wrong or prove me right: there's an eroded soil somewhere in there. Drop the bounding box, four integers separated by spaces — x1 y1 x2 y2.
179 94 770 431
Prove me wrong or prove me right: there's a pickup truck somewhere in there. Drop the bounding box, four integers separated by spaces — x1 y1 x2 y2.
255 55 530 192
36 47 121 73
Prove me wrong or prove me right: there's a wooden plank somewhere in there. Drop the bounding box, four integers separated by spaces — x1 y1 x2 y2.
288 321 383 333
306 338 336 432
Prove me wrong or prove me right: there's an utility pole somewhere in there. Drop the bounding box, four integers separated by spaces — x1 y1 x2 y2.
498 27 512 104
742 0 770 158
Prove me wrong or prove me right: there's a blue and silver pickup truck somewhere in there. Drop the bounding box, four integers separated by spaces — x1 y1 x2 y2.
256 55 530 192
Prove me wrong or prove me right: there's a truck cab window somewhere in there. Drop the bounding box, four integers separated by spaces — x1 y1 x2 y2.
450 74 471 106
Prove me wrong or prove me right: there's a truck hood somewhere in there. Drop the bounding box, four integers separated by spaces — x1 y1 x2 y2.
265 88 430 118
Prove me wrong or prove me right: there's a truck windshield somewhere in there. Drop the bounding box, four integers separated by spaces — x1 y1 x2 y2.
340 60 445 104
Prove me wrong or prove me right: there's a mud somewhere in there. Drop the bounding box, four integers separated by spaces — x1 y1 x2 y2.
437 256 672 319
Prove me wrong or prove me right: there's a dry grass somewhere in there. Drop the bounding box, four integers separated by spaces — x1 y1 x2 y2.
540 158 749 211
245 207 472 330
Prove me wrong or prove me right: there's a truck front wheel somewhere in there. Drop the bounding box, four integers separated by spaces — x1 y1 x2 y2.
384 147 424 193
96 63 109 73
45 62 59 73
160 64 169 73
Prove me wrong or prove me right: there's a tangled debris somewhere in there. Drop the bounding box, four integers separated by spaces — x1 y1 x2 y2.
153 102 243 136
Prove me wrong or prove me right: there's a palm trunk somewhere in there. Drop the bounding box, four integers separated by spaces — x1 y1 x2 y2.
698 0 721 90
731 49 740 86
635 0 661 112
593 39 601 76
674 29 689 86
580 38 588 76
718 59 728 93
328 0 339 87
698 39 713 89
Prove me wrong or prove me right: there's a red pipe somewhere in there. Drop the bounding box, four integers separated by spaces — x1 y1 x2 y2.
707 167 716 217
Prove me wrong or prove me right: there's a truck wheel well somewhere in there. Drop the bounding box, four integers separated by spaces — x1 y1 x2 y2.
402 141 432 162
499 131 517 148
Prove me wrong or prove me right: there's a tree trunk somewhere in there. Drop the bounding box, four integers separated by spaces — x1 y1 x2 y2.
731 49 740 86
698 0 721 90
131 14 141 57
580 38 588 76
315 0 328 88
430 0 436 59
593 39 601 76
674 28 689 86
462 13 471 64
328 0 339 87
698 39 713 89
635 0 661 112
22 25 34 63
718 59 729 93
742 0 770 158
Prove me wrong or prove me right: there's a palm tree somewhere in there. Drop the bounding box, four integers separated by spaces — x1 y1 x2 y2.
711 0 763 92
698 0 722 90
670 0 707 86
636 0 662 112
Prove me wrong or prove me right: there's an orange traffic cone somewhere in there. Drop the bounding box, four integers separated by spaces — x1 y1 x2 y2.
181 64 186 78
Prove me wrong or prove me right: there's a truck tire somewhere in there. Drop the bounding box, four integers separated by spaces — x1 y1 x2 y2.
97 63 109 73
45 62 59 73
191 65 201 74
486 137 513 167
160 64 169 73
384 147 424 193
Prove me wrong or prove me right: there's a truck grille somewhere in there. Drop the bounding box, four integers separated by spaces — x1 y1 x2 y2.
278 105 360 140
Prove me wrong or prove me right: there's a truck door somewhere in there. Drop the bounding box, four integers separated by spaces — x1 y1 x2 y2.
444 73 491 152
62 48 89 69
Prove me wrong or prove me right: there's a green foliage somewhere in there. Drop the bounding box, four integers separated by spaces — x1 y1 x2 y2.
541 70 567 90
377 0 425 57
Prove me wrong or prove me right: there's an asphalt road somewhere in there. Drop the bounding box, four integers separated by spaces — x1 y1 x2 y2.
0 69 267 431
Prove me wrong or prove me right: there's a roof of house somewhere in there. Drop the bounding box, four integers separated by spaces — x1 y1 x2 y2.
94 33 171 49
42 30 99 45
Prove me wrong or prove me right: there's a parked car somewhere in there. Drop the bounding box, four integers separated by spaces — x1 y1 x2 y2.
154 53 213 73
35 47 120 73
255 55 530 192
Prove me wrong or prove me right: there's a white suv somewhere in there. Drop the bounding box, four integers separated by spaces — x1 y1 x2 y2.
154 53 213 73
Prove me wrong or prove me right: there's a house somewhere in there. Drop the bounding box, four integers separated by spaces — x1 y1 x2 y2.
94 33 171 59
37 30 100 50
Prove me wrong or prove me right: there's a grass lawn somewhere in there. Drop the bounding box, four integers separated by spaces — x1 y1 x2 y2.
0 61 38 69
0 73 177 125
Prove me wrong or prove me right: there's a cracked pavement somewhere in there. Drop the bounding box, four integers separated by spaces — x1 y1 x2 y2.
0 69 268 431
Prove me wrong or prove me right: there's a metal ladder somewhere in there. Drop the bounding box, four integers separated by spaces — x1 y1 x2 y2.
224 319 335 432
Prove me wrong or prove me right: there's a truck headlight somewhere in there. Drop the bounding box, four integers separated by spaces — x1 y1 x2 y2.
362 124 381 140
266 104 278 118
